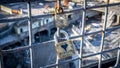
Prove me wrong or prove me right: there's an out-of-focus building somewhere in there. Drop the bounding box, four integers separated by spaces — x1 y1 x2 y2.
69 0 83 3
0 2 83 46
99 0 120 3
73 0 120 4
105 0 120 3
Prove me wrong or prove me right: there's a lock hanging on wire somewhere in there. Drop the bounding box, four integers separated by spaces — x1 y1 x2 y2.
54 29 76 59
54 7 69 28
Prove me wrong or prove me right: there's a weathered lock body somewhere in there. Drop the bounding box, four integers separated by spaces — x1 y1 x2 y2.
54 14 68 28
54 30 75 59
54 8 68 28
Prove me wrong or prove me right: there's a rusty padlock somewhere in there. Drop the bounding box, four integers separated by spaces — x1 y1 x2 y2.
54 7 68 28
54 30 75 59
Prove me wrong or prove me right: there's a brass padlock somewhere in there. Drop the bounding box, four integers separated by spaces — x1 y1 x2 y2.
54 7 68 28
54 30 75 59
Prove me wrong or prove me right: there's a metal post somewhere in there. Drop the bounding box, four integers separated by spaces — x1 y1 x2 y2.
114 43 120 67
57 0 61 8
98 0 109 68
0 54 4 68
56 0 61 37
79 0 86 68
27 2 33 68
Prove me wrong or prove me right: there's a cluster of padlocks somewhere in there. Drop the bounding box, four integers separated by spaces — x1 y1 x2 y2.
53 0 76 62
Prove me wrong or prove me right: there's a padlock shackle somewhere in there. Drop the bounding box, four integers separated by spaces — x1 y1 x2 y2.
56 27 60 37
54 30 69 43
54 7 64 17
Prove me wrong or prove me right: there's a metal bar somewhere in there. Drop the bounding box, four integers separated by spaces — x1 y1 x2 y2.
83 47 119 59
98 0 109 68
55 0 62 67
42 47 119 68
1 25 120 53
0 17 28 23
0 42 119 67
57 0 61 7
0 0 120 68
27 2 33 68
114 43 120 67
0 2 120 23
83 57 117 68
0 54 4 68
79 0 87 68
86 2 120 9
2 46 119 62
0 0 56 4
43 57 80 68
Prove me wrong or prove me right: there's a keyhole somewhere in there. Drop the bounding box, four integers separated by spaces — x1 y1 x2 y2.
61 44 68 51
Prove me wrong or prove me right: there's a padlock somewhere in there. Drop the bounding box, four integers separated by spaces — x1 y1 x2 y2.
54 7 68 28
54 30 76 59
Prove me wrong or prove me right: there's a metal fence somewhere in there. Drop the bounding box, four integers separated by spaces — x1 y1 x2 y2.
0 0 120 68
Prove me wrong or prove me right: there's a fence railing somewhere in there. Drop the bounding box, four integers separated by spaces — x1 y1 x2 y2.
0 0 120 68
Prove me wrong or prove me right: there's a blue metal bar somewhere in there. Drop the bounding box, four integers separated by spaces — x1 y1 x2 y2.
79 0 87 68
27 2 33 68
114 43 120 67
98 0 109 68
0 0 56 4
0 54 4 68
1 25 120 53
0 1 120 68
42 47 119 68
0 2 120 23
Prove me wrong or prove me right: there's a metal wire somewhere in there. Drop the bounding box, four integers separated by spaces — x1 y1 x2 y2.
27 2 33 68
1 25 120 53
0 2 120 23
79 0 87 68
98 1 109 68
0 1 120 68
114 43 120 67
42 47 120 68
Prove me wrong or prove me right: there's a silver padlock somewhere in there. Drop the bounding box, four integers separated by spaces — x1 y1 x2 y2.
54 8 68 28
54 30 75 59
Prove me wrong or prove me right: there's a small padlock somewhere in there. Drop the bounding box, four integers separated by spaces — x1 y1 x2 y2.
54 7 68 28
54 30 75 59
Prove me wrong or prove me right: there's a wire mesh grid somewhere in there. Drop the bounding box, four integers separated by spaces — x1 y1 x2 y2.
0 0 120 68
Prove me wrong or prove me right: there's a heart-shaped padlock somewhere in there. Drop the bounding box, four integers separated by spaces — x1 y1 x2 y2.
54 29 76 59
